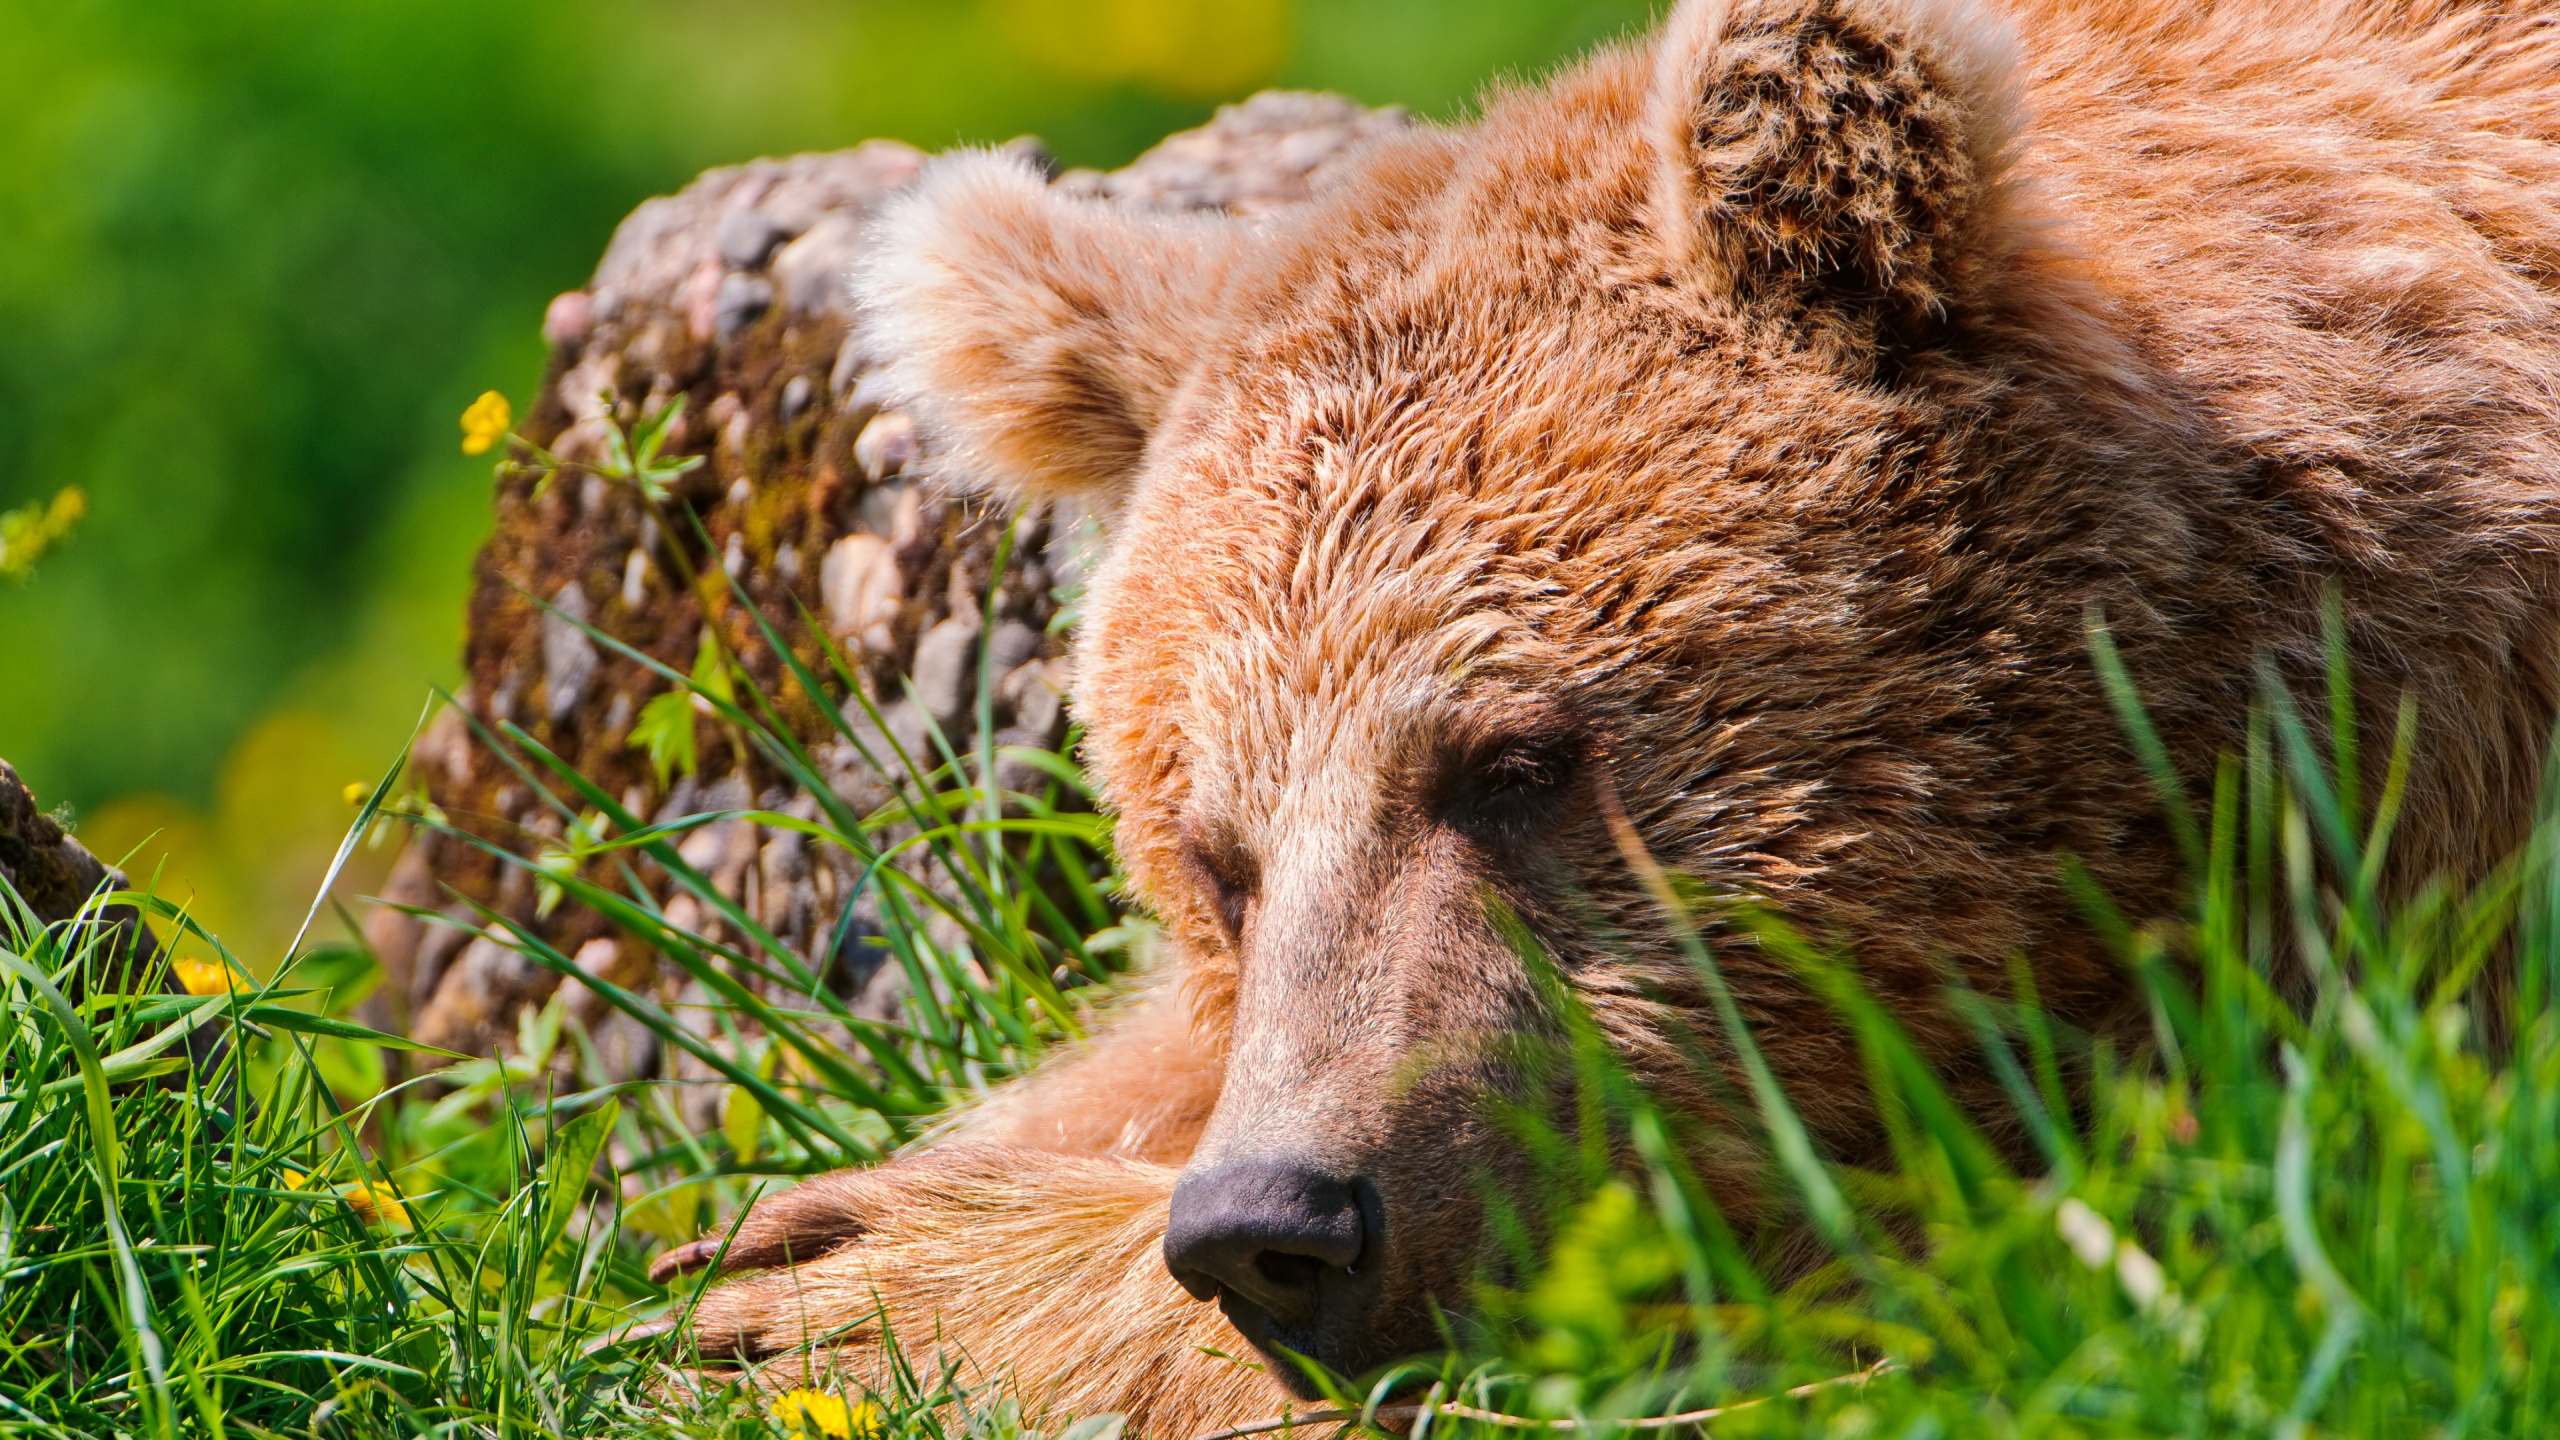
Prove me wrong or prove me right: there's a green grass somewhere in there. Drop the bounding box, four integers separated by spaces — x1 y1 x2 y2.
0 520 1137 1438
6 608 2559 1437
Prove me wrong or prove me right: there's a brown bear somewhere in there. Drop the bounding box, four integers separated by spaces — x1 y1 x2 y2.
644 0 2560 1429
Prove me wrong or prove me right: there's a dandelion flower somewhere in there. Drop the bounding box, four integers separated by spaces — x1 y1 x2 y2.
769 1389 882 1439
173 957 248 995
460 390 513 455
343 781 369 805
342 1181 412 1227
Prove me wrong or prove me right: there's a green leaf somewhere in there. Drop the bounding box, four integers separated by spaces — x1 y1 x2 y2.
1058 1416 1126 1440
721 1084 763 1165
0 948 119 1178
241 1005 469 1057
628 689 698 787
35 991 228 1096
540 1101 620 1259
689 626 736 706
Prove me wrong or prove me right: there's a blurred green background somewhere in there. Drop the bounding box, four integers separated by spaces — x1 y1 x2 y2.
0 0 1654 963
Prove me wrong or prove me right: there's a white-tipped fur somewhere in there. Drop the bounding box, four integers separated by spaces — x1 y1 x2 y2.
852 150 1257 503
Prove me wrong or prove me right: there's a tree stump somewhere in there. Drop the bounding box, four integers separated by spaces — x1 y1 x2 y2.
365 93 1408 1076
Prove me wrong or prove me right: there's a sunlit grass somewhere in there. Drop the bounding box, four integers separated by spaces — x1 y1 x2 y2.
6 600 2558 1438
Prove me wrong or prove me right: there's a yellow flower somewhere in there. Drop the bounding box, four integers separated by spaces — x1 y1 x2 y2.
342 1181 411 1227
460 390 513 455
172 957 248 995
768 1389 882 1439
343 780 369 805
44 486 86 530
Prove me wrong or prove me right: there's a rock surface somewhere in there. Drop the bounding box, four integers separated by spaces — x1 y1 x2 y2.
0 759 168 996
369 92 1409 1073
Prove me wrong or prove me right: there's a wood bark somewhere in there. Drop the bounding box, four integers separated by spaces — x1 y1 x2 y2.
363 94 1408 1081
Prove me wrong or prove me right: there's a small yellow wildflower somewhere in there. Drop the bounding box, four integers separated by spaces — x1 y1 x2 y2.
172 957 248 995
0 485 87 583
768 1389 882 1439
343 780 369 805
342 1181 411 1227
46 485 87 529
460 390 513 455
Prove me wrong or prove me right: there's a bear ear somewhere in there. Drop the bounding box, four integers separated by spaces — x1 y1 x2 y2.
1643 0 2025 338
855 152 1251 501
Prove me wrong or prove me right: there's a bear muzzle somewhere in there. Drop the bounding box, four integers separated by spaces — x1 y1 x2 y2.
1163 1158 1388 1385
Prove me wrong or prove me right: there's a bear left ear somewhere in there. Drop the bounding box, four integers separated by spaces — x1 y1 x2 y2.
1644 0 2025 338
856 151 1254 501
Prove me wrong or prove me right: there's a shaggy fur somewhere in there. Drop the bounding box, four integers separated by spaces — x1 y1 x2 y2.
656 0 2560 1429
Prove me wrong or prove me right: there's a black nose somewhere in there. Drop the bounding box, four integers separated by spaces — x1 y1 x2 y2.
1164 1160 1369 1322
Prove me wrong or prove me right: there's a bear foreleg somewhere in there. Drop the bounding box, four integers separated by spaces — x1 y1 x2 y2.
656 1146 1285 1434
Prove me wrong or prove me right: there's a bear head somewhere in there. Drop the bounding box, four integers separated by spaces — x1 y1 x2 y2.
859 0 2195 1389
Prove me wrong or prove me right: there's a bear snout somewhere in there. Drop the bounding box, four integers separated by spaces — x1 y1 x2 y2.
1164 1159 1381 1377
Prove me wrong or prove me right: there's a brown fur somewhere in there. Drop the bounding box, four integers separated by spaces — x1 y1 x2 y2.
658 0 2560 1429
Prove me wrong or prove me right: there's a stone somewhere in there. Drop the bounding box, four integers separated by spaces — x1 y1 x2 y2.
822 739 893 816
909 617 979 731
853 410 917 482
715 206 795 270
861 482 923 548
556 348 619 422
0 759 112 924
668 979 728 1134
1006 660 1067 742
559 938 625 1022
543 289 594 348
1075 91 1411 214
836 695 934 780
773 213 861 316
827 889 895 1000
821 533 896 636
541 582 599 723
713 272 773 343
1000 134 1061 180
0 759 178 1018
586 1008 660 1085
390 96 1408 1059
454 934 534 1017
654 774 703 826
988 620 1042 678
685 257 724 340
407 903 476 1016
994 726 1060 801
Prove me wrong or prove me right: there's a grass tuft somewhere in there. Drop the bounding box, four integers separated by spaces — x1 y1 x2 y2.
7 611 2559 1437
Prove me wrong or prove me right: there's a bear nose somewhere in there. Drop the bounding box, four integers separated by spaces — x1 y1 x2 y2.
1163 1160 1368 1322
